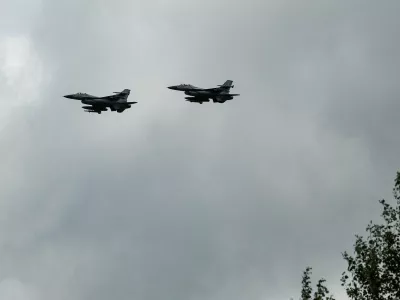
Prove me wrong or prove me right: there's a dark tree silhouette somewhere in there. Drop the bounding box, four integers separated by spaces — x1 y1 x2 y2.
296 267 335 300
340 172 400 300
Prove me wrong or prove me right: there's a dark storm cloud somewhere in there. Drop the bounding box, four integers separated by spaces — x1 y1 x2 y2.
0 1 399 300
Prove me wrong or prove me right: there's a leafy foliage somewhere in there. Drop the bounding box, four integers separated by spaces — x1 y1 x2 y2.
297 267 335 300
301 267 313 300
340 172 400 300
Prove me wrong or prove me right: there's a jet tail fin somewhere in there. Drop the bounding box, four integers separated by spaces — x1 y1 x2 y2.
117 89 131 101
113 89 131 94
218 80 234 88
120 89 130 95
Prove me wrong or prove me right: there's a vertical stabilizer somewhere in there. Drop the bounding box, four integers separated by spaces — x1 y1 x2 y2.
218 80 234 93
221 80 233 88
118 89 130 101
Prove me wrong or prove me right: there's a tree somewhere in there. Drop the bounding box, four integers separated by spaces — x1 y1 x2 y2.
340 172 400 300
297 267 335 300
301 267 313 300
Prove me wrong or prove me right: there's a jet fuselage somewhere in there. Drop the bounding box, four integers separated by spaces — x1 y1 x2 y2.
80 98 132 109
64 89 136 113
167 81 239 103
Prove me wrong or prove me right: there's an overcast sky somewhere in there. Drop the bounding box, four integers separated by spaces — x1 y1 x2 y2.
0 1 399 299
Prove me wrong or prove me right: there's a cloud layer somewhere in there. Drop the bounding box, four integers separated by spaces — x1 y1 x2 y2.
0 1 399 299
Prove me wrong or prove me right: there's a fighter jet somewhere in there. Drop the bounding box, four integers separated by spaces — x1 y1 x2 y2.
63 89 137 114
168 80 240 104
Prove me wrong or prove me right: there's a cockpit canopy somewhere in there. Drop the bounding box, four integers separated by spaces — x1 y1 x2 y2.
178 84 197 89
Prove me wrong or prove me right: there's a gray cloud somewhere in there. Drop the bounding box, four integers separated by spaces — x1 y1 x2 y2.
0 1 399 300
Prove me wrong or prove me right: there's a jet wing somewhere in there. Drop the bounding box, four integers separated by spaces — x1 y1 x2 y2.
198 91 240 97
203 87 232 92
100 94 122 101
100 89 130 101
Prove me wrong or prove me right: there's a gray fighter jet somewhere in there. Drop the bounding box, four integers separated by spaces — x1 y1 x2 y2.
63 89 137 114
167 80 240 104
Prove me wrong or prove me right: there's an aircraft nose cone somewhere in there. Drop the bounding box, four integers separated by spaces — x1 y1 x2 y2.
168 86 177 90
64 94 73 99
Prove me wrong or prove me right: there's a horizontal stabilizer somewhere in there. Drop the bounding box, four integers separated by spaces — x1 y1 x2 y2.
126 102 137 104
